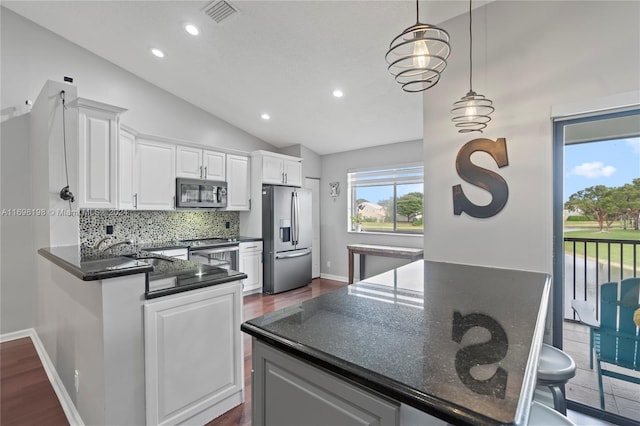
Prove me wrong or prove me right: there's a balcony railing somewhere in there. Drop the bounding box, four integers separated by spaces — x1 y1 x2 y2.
564 237 640 320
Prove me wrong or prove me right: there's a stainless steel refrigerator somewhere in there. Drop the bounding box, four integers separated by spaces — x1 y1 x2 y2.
262 185 312 294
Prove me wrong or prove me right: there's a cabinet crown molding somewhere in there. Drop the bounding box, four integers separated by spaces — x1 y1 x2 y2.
251 150 302 162
74 97 128 115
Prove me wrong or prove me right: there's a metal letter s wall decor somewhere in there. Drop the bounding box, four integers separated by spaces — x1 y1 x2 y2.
453 138 509 218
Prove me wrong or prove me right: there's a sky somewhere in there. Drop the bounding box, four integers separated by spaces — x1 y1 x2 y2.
564 137 640 202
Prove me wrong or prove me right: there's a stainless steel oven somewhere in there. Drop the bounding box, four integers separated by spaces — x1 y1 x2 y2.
188 242 239 270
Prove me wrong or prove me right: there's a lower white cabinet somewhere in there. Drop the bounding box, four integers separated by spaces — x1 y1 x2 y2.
239 241 262 294
144 283 244 426
252 339 399 425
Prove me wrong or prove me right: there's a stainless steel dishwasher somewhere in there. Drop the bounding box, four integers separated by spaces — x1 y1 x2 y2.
183 238 240 271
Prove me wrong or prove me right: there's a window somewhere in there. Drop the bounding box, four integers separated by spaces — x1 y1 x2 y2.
347 164 424 234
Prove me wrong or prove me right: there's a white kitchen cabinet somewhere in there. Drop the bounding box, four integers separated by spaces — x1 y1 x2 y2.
260 152 302 187
77 98 127 209
225 154 250 211
241 151 303 237
239 241 262 294
118 128 136 209
144 282 244 426
176 146 225 181
135 139 176 210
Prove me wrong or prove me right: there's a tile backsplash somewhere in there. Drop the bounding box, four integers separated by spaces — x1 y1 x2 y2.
80 210 240 247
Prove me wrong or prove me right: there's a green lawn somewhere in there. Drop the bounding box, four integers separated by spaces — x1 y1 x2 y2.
564 223 640 270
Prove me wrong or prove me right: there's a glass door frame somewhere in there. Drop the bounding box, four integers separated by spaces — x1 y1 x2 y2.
552 107 639 424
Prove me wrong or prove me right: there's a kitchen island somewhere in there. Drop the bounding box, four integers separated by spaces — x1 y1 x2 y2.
37 244 247 426
241 260 551 426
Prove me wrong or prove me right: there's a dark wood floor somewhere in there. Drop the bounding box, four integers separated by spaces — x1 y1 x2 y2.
206 277 347 426
0 277 346 426
0 337 69 426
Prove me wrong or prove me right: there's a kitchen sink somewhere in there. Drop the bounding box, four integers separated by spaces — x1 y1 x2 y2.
136 257 175 266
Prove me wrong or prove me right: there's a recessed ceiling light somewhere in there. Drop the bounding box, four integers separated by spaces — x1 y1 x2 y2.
261 113 271 120
333 89 344 98
151 48 165 58
185 24 199 36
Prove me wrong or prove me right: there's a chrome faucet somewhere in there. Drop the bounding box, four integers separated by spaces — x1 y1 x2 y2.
94 236 113 249
102 239 134 251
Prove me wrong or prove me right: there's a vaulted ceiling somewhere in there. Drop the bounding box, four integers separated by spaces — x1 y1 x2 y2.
4 1 490 154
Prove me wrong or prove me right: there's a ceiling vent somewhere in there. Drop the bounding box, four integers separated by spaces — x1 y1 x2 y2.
203 0 238 23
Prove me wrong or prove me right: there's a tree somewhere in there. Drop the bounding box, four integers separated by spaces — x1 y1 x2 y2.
397 192 423 223
564 185 619 232
618 179 640 230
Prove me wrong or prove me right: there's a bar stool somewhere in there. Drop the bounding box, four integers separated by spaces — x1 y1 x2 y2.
528 401 576 425
535 344 576 415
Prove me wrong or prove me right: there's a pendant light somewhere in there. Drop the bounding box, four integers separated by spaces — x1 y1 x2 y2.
451 0 494 132
385 0 451 93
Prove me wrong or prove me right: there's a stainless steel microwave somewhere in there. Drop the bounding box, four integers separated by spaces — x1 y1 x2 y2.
176 178 227 209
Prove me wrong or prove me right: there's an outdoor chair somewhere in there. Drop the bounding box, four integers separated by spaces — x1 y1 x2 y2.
571 277 640 409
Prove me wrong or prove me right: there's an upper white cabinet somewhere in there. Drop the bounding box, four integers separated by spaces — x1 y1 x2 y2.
241 151 303 237
259 151 302 187
176 146 225 181
118 128 136 209
226 154 250 211
135 138 176 210
77 99 127 209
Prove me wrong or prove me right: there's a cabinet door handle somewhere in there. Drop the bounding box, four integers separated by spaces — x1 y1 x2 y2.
281 172 285 184
204 166 208 179
134 193 138 209
200 165 203 179
285 173 288 184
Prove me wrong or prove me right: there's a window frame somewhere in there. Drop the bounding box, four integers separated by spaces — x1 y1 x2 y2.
347 163 424 235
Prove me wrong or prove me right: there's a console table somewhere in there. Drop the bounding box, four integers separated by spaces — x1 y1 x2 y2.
347 244 424 284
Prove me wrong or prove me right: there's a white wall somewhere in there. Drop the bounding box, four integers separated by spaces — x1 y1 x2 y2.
0 114 35 332
422 1 640 274
320 140 423 281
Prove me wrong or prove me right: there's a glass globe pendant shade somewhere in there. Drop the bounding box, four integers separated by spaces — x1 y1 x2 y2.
386 23 451 92
451 91 494 133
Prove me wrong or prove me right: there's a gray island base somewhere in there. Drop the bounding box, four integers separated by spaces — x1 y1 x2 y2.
242 260 551 426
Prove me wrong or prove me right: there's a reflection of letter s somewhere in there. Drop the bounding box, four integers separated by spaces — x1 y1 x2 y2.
452 312 509 399
453 138 509 218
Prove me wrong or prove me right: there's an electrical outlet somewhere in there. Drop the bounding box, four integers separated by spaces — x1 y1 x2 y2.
106 225 114 235
327 260 331 268
225 221 230 229
74 369 79 393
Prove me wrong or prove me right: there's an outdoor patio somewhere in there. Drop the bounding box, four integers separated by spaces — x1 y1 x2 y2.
563 320 640 420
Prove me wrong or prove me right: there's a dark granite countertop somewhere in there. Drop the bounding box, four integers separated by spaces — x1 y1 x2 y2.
241 260 550 426
38 244 247 299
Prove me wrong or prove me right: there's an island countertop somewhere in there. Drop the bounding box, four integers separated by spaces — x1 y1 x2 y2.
241 260 551 425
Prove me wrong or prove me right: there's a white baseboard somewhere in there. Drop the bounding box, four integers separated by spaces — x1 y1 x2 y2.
320 273 348 283
1 328 84 426
0 328 32 343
